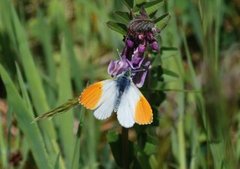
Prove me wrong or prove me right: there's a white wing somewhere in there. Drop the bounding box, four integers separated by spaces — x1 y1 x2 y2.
117 83 140 128
93 80 117 120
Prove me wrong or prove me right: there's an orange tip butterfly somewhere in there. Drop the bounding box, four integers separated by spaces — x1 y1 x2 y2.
79 71 153 128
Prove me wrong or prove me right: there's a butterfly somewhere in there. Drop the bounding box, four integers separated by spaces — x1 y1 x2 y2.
33 71 152 128
79 71 153 128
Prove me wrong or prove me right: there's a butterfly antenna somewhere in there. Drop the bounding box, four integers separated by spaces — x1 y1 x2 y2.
32 98 79 123
131 68 147 73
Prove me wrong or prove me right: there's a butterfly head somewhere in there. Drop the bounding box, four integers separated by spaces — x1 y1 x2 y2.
115 69 132 79
123 69 132 77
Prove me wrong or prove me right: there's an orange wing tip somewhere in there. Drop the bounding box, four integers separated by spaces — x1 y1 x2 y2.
79 81 103 110
136 116 153 125
134 95 153 125
135 114 153 125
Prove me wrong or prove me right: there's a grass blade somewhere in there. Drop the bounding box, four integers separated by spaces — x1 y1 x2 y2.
0 114 7 168
0 64 53 169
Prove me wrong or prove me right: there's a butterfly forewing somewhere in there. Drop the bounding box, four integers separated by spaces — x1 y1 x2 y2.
79 81 103 110
127 84 152 125
93 80 117 120
134 93 153 125
79 80 116 119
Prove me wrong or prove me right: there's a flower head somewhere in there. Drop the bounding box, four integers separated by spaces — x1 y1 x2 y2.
108 8 160 87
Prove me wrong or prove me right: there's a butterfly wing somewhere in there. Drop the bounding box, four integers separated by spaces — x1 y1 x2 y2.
80 79 152 127
93 80 117 120
133 85 153 125
79 81 104 110
117 82 152 128
79 79 116 120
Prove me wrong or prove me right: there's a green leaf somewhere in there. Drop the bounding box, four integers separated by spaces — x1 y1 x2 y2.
144 0 164 8
163 68 179 78
149 10 159 18
155 13 171 30
114 11 131 24
133 0 165 15
106 21 127 35
144 143 157 155
122 0 135 10
154 13 169 24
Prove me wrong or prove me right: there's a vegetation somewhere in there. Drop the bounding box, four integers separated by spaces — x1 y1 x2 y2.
0 0 240 169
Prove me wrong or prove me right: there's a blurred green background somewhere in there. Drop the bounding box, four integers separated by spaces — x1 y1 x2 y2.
0 0 240 169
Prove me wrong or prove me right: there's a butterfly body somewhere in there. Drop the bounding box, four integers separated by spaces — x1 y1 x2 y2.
114 73 131 112
79 71 153 128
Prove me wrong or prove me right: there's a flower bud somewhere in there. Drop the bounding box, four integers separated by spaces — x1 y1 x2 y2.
138 44 146 53
138 34 145 40
151 41 159 51
126 39 134 48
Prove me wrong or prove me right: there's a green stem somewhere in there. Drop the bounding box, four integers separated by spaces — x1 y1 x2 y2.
122 127 129 169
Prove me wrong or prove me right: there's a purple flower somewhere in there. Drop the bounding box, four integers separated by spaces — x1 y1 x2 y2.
138 44 146 53
108 58 129 77
108 8 160 88
132 58 151 88
126 39 134 48
151 41 159 52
